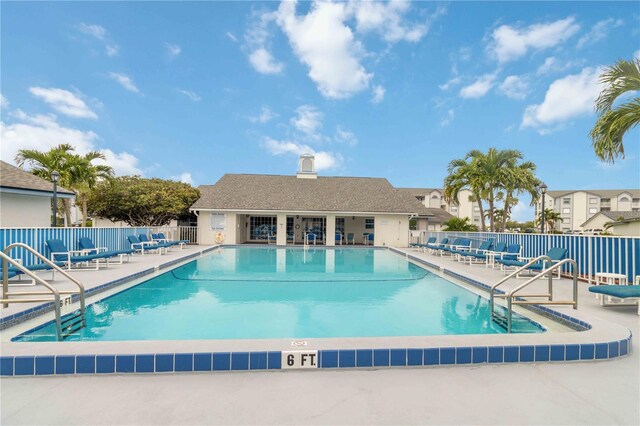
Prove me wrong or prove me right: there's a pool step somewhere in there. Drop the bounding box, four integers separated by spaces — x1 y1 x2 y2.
491 311 509 330
60 310 86 339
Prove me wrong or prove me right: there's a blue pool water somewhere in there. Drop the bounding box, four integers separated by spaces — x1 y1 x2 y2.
15 247 543 341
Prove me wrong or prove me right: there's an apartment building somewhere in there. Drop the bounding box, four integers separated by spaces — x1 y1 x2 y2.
536 189 640 232
396 188 481 228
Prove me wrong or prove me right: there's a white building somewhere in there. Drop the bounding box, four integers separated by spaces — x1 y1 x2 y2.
396 188 480 228
190 155 428 247
0 160 75 227
537 189 640 232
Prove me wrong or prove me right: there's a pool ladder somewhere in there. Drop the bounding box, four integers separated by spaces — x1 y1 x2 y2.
489 256 578 333
1 243 86 341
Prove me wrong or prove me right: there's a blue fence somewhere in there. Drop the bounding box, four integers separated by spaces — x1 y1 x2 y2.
1 227 151 265
419 231 640 283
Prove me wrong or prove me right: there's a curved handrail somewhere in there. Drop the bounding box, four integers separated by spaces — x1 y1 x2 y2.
3 243 86 315
0 251 63 339
505 258 578 332
489 255 551 310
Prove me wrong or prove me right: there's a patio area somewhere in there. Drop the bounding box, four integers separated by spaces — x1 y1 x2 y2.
0 245 638 425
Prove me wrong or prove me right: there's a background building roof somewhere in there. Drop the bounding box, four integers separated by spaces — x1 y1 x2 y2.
395 187 442 197
546 189 640 199
191 174 428 214
0 161 74 196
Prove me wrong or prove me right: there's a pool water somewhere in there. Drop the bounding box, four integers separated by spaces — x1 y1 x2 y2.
15 247 543 342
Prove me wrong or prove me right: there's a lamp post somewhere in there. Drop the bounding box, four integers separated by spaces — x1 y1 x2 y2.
51 171 60 227
539 182 548 234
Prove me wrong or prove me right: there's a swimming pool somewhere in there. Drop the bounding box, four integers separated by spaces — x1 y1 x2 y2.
14 247 543 342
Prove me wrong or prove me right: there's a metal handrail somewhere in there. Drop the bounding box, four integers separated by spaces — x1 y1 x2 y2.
3 242 86 316
504 258 578 332
489 255 552 310
0 252 63 340
2 243 87 341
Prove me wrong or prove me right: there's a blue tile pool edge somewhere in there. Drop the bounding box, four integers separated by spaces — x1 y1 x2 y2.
0 246 220 331
1 332 632 376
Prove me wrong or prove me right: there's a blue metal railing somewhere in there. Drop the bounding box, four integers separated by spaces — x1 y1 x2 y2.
417 231 640 283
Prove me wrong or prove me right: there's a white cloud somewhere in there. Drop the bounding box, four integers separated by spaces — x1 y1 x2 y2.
522 66 602 132
440 109 454 127
226 32 238 42
176 89 201 102
29 87 97 119
350 0 443 43
291 105 323 136
634 49 640 59
97 149 142 176
335 126 357 146
498 75 529 100
459 73 497 99
371 85 385 103
165 42 182 59
1 94 8 109
439 76 462 91
276 1 372 99
262 137 341 171
250 106 278 124
577 18 623 49
170 172 194 185
489 17 580 63
105 45 119 57
108 72 140 93
244 10 284 75
77 23 106 40
77 23 118 57
510 201 534 222
248 48 284 74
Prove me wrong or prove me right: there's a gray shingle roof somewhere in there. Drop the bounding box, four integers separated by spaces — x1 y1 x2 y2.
0 161 74 195
396 187 442 196
580 210 640 227
191 174 428 214
547 189 640 199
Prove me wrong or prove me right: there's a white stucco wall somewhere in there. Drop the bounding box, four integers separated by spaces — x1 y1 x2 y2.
610 221 640 236
374 214 409 247
0 192 51 227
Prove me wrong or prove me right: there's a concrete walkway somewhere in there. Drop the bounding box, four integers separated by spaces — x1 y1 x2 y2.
1 247 639 425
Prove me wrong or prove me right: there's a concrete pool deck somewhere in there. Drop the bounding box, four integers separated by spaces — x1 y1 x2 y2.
1 245 638 424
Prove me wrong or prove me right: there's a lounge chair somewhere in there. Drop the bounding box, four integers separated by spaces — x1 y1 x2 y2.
152 232 188 249
438 238 471 257
127 235 167 255
494 244 522 267
426 237 449 254
455 240 493 263
414 237 436 252
346 233 355 245
78 237 135 264
139 234 175 251
364 233 374 245
0 260 66 285
589 285 640 315
46 239 112 270
335 232 343 245
497 247 568 278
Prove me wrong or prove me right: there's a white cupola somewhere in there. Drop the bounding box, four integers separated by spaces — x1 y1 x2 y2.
296 153 317 179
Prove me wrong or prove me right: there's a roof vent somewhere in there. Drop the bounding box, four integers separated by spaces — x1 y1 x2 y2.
297 154 317 179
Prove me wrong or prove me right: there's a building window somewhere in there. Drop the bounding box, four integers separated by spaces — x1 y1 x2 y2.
633 198 640 204
474 207 480 212
473 218 479 222
589 198 598 204
619 196 631 202
336 218 345 233
249 216 276 240
562 208 571 214
365 218 374 229
601 207 610 212
416 196 425 202
589 207 598 214
563 198 571 204
287 217 294 236
451 207 458 212
601 198 610 203
431 195 439 199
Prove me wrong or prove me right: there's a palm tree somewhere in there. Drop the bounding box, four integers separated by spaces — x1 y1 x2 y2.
15 144 76 225
535 208 562 233
443 157 486 231
68 152 114 226
499 161 540 233
442 217 479 232
590 58 640 163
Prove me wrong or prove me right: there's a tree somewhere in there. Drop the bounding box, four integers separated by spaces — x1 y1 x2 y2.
15 144 76 225
442 217 479 232
590 58 640 163
87 176 200 226
535 208 562 233
69 152 114 226
498 161 540 232
443 157 486 231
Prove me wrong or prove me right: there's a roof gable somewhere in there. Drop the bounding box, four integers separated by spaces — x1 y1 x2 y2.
0 161 74 195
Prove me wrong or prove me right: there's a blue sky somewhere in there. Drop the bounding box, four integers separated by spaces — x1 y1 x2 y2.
1 1 638 220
